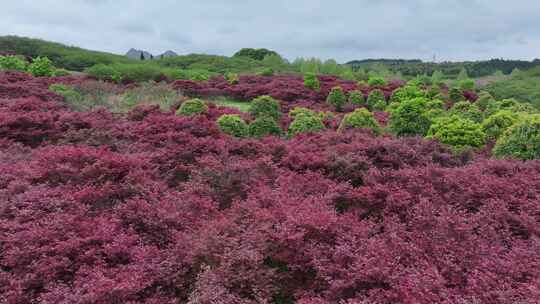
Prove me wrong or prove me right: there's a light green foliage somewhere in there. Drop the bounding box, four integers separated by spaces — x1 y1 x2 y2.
113 63 163 82
176 98 208 116
250 95 281 120
424 99 446 119
303 73 320 91
320 59 340 75
357 80 368 88
486 98 517 115
320 111 335 121
262 54 286 73
217 114 249 138
476 91 496 111
366 89 385 110
288 107 317 118
248 116 283 138
120 82 180 111
85 64 122 83
340 68 355 81
28 56 54 77
431 70 445 85
493 70 505 77
416 74 433 86
338 108 381 135
296 58 321 74
53 69 71 77
484 98 537 117
449 101 483 123
367 76 386 86
258 67 274 76
458 78 475 91
288 113 325 137
348 90 365 105
367 63 392 79
449 87 464 102
0 36 132 71
426 86 441 99
163 68 212 81
0 55 27 71
457 67 469 80
390 85 424 103
481 110 520 140
388 97 434 136
394 71 404 80
326 86 347 111
294 57 353 76
373 100 387 111
226 72 239 85
486 76 540 109
426 115 486 150
510 68 522 77
493 114 540 160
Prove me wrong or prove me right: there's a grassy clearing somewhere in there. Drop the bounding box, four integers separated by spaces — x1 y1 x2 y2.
210 97 252 112
50 81 181 112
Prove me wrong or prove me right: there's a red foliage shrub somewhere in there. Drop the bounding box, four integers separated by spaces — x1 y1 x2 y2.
0 72 539 303
173 75 402 110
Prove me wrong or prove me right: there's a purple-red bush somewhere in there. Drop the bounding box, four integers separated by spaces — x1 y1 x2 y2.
173 74 402 108
1 72 539 303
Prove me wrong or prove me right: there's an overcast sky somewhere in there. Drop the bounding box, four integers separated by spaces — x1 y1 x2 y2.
2 0 539 62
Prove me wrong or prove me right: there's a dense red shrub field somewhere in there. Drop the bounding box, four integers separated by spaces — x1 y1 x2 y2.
1 72 539 303
173 74 403 106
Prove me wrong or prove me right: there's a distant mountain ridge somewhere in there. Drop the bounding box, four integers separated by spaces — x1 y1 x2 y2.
125 48 178 60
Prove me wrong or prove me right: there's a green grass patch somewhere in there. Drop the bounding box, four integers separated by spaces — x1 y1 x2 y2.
210 97 252 112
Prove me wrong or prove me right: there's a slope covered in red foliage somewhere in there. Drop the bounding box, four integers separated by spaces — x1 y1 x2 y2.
0 72 539 303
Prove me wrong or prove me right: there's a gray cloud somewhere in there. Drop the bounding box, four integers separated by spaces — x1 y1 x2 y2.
1 0 539 62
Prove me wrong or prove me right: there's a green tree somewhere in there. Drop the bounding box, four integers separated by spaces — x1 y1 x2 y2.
233 48 279 61
449 101 483 123
388 97 434 136
431 70 444 85
262 54 286 73
0 55 27 71
481 110 520 140
28 56 55 77
85 64 122 83
303 73 320 91
457 67 469 80
366 89 385 110
493 114 540 160
248 116 283 138
176 98 208 116
458 78 475 91
326 86 347 111
390 85 424 103
426 115 486 150
475 91 496 111
338 108 381 135
367 76 386 86
288 113 325 137
249 95 281 120
217 114 249 137
340 68 355 81
449 87 464 102
348 90 365 105
226 72 239 85
321 59 340 75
